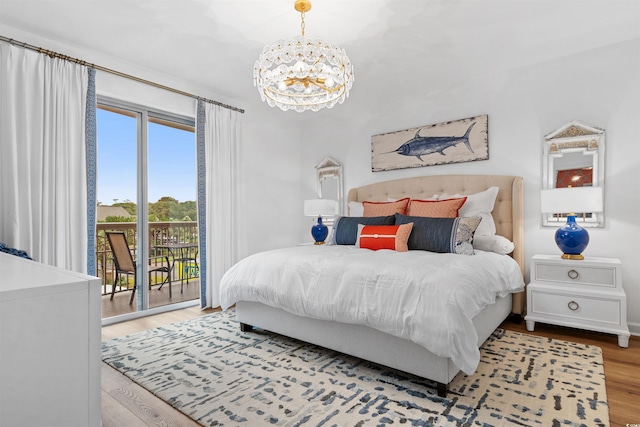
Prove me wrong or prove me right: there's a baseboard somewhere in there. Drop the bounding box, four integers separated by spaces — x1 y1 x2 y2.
627 320 640 337
101 299 199 326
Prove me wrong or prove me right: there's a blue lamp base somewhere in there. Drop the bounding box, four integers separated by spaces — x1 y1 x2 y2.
311 216 329 245
555 215 589 260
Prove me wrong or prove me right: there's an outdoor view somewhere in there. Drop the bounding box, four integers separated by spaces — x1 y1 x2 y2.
97 106 198 317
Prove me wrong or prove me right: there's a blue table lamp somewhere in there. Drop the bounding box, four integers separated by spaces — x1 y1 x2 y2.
541 186 603 260
304 199 338 245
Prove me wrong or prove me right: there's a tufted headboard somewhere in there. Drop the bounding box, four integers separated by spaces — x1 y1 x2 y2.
347 174 524 315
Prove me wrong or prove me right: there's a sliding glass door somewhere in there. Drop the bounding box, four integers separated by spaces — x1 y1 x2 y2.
97 99 198 319
147 116 198 309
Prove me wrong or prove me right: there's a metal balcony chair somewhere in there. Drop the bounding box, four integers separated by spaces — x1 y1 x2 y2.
106 231 172 305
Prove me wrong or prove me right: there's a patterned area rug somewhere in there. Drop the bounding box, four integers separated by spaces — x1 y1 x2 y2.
102 310 609 427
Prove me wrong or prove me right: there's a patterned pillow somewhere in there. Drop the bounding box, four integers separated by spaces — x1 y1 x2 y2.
362 198 410 217
394 214 481 255
356 223 414 252
406 197 467 218
333 216 396 245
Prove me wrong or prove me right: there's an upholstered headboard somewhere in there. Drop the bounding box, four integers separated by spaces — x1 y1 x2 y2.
347 174 525 315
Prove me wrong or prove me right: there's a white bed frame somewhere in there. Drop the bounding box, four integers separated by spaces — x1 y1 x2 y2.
236 174 524 397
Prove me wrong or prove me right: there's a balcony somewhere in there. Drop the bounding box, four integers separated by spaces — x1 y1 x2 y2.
97 221 199 318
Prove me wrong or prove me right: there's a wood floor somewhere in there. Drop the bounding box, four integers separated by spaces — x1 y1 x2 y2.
101 308 640 427
101 280 201 319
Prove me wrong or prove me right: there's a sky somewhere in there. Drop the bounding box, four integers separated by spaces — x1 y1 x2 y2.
97 108 197 205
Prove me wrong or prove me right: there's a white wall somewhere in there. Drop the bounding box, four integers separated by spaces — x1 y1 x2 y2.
301 39 640 334
240 105 303 254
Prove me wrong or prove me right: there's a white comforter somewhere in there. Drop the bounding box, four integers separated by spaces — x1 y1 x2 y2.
220 245 524 374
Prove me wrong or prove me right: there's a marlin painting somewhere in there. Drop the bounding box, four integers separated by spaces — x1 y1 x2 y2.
371 114 488 172
391 122 476 161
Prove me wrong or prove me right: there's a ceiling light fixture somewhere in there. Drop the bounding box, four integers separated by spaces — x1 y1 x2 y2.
253 0 355 112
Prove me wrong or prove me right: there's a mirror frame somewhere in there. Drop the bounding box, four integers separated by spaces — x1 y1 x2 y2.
316 157 344 216
542 120 605 227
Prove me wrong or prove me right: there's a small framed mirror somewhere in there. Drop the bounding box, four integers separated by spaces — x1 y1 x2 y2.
316 157 344 217
542 121 605 227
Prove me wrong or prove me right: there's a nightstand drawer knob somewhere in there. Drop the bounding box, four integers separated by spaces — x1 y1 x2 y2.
567 269 579 280
568 300 580 311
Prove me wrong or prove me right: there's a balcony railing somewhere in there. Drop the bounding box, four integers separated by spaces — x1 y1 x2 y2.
97 221 199 296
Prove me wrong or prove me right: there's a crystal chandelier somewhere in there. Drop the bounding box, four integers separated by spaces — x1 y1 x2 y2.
253 0 355 112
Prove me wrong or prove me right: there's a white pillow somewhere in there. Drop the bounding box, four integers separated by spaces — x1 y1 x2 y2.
440 186 499 236
473 235 515 255
348 201 364 216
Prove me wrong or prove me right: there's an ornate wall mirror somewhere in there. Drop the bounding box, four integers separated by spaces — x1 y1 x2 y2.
542 120 605 227
316 157 344 217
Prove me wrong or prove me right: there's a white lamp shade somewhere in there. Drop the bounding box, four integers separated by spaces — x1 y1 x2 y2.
540 187 603 214
304 199 338 217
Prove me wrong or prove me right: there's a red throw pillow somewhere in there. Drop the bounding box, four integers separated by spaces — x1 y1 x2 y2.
362 198 410 217
407 197 467 218
356 223 413 252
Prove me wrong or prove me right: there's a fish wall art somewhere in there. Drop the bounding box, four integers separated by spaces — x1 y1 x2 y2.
371 115 488 172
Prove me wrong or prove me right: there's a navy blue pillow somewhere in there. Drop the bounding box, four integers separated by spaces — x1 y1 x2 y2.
334 216 395 245
394 214 481 254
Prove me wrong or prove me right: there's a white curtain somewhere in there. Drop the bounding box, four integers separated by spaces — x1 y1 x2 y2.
0 42 89 272
196 101 245 308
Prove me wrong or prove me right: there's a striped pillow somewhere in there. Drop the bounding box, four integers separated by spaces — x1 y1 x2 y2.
407 197 467 218
356 223 414 252
333 216 396 245
362 198 410 217
395 214 481 255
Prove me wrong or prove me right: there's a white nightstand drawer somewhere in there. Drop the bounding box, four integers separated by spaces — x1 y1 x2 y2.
534 262 616 288
530 290 621 325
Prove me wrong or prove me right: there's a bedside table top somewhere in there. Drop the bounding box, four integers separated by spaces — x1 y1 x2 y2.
532 254 621 266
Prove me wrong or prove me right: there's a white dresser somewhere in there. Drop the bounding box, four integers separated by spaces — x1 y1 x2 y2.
0 252 102 427
525 254 629 347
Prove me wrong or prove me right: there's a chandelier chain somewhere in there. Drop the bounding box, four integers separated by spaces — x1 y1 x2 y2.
300 11 306 37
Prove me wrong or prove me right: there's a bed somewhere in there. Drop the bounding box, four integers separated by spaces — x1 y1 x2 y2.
220 174 525 397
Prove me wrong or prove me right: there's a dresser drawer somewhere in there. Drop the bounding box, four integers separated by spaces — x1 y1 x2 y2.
533 262 616 288
529 290 621 325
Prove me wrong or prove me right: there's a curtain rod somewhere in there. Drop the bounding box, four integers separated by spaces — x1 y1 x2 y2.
0 35 245 114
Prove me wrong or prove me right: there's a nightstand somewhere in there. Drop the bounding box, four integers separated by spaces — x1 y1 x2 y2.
525 254 630 347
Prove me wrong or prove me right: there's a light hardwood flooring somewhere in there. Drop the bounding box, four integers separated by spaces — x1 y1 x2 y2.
101 308 640 427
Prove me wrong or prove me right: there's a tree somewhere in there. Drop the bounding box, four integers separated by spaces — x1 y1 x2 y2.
150 196 178 221
179 200 197 221
105 197 197 222
102 215 136 223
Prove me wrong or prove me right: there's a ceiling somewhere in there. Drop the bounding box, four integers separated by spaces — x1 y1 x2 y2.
1 0 639 113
